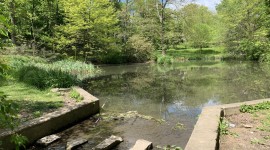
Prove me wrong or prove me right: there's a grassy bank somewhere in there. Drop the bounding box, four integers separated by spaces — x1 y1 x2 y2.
3 55 100 89
0 82 63 122
158 47 225 61
0 55 100 127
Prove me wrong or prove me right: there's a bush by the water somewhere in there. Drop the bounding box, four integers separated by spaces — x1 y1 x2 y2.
156 54 174 64
16 66 78 89
126 35 154 63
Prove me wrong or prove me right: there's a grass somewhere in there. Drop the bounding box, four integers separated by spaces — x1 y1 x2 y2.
3 55 101 89
69 89 83 102
240 101 270 113
239 102 270 144
219 118 230 135
0 82 63 114
159 46 225 61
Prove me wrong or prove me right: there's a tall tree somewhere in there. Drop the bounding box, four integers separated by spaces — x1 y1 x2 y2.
217 0 270 60
56 0 119 60
180 3 214 49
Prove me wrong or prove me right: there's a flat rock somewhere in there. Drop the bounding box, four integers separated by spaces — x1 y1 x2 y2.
51 88 71 93
94 135 123 150
243 124 253 128
58 88 71 92
51 88 59 93
66 138 88 150
37 134 61 147
130 139 153 150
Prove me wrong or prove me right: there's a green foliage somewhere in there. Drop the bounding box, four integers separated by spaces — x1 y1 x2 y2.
0 14 9 48
69 89 83 102
0 91 28 149
5 55 99 89
16 65 78 89
55 0 119 59
217 0 270 61
10 134 28 150
240 101 270 113
257 116 270 132
156 54 174 65
0 59 8 83
98 50 126 64
180 4 215 49
126 35 154 62
219 118 229 135
36 60 100 80
0 91 19 129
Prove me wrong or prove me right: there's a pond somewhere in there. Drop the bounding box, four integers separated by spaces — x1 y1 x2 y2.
35 61 270 149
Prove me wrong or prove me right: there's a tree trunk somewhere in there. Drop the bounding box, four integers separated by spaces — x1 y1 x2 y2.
9 0 17 45
160 0 167 56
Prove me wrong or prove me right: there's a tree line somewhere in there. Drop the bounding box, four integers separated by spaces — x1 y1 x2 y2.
0 0 270 63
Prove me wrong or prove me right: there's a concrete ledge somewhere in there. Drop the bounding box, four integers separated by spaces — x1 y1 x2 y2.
0 87 99 149
185 98 270 150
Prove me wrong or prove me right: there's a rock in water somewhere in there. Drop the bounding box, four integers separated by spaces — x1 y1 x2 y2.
36 134 61 147
66 138 88 150
130 139 153 150
94 135 123 150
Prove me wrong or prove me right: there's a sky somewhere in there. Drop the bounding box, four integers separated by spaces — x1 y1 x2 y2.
194 0 222 12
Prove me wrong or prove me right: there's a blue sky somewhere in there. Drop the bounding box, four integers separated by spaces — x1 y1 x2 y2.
194 0 222 11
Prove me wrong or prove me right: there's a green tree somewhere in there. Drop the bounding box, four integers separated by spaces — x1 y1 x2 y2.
180 3 214 49
55 0 119 60
217 0 270 61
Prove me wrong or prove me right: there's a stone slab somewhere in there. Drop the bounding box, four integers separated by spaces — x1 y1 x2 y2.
185 98 270 150
37 134 61 147
130 139 153 150
94 135 123 150
0 87 99 150
66 138 88 150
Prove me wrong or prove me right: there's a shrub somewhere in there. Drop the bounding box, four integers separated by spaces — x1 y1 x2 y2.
0 59 8 84
156 54 174 64
97 51 127 64
126 35 154 63
0 91 28 149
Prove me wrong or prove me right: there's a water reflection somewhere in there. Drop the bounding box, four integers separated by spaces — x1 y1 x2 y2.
81 61 270 148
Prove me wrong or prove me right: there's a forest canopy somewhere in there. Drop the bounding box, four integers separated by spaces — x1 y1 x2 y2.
0 0 270 63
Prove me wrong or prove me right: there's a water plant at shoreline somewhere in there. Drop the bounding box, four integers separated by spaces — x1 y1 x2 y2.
4 55 100 89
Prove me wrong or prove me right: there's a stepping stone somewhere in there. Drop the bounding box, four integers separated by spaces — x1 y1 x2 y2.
37 134 61 147
130 139 153 150
94 135 123 150
66 138 88 150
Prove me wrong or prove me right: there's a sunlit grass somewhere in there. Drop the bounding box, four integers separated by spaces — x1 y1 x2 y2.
0 81 63 112
158 46 225 60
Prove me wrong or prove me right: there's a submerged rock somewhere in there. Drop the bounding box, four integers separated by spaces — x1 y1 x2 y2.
94 135 123 150
66 138 88 150
130 139 153 150
36 134 61 147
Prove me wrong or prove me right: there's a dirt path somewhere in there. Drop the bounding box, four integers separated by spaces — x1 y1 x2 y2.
220 110 270 150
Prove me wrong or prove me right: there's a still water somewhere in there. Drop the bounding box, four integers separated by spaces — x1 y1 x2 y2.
41 61 270 149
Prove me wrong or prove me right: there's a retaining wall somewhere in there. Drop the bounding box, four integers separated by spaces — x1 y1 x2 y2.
185 98 270 150
0 87 99 150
